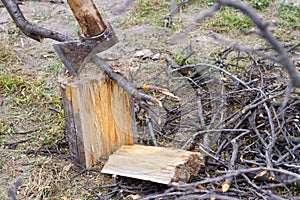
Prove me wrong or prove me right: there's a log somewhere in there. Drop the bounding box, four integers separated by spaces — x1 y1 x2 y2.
58 63 137 168
101 145 204 184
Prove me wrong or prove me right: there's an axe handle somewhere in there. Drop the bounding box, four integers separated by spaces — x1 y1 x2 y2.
67 0 107 37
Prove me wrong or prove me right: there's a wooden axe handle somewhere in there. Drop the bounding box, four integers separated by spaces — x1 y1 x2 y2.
67 0 107 37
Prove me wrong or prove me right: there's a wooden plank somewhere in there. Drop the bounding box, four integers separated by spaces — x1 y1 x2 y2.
58 63 137 168
101 145 204 184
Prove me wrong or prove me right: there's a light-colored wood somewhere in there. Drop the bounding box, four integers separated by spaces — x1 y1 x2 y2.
58 63 137 168
67 0 106 37
101 145 204 184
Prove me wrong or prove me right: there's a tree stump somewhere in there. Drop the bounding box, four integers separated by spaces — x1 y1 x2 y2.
58 63 137 168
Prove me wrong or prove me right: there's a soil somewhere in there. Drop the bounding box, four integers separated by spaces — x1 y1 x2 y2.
0 0 299 199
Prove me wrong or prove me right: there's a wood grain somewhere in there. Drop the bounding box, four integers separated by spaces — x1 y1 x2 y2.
102 145 204 184
58 63 137 168
67 0 106 37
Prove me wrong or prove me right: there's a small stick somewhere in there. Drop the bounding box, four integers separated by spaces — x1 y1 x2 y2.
10 128 39 135
145 118 157 146
222 139 239 192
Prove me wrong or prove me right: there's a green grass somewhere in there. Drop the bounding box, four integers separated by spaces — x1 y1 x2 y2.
248 0 275 11
277 3 300 28
0 70 64 131
209 7 253 34
115 0 170 28
172 51 199 66
196 0 216 6
0 35 64 143
0 36 21 65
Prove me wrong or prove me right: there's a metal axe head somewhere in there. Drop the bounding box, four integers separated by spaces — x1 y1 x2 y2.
54 23 118 76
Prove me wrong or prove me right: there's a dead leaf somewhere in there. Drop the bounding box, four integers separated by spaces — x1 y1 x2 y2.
152 53 161 60
222 182 230 192
254 170 269 179
134 49 154 59
157 117 162 125
113 69 121 73
268 176 276 181
198 184 204 189
142 84 150 91
62 163 73 173
161 90 181 100
126 194 141 200
240 154 244 162
153 98 162 107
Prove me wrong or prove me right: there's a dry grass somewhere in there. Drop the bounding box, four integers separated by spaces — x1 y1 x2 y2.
0 29 96 199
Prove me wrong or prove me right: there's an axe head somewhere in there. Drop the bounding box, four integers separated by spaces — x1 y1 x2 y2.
54 23 118 76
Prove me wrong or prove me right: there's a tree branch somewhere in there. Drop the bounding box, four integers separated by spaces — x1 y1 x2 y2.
91 56 162 107
216 0 300 87
1 0 72 42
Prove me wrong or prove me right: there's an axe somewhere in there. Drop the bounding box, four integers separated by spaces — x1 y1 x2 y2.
54 0 118 76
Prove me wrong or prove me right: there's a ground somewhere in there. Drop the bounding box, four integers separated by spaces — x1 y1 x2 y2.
0 0 299 199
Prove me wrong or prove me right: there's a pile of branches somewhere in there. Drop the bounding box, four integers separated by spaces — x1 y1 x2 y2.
132 47 299 200
2 0 299 199
97 1 300 199
91 42 300 199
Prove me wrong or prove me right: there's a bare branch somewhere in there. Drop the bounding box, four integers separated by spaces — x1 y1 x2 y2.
222 139 239 192
145 118 158 146
1 0 72 42
91 56 162 107
216 0 300 87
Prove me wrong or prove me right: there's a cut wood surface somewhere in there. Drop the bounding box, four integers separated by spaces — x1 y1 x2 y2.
58 63 137 168
101 145 204 184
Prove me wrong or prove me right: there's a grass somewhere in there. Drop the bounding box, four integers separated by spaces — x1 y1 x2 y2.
0 24 111 199
0 34 64 140
114 0 170 28
0 35 21 65
277 3 300 28
172 51 199 65
248 0 275 11
0 34 73 199
209 7 253 34
0 69 65 138
117 0 299 41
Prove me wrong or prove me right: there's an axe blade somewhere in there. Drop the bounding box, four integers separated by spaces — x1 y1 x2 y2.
54 23 118 76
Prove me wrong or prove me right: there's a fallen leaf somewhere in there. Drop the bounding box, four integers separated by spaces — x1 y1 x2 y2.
134 49 154 59
142 84 150 91
268 176 276 181
254 170 269 179
240 154 244 162
126 194 141 200
153 98 162 107
161 90 181 100
222 182 230 192
198 184 204 189
152 53 161 60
